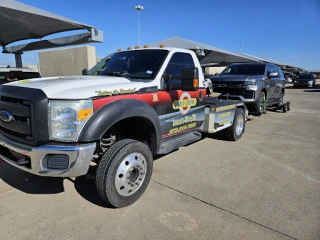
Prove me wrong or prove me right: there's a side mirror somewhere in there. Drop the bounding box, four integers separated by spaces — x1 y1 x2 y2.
268 72 278 78
180 67 199 91
82 68 88 75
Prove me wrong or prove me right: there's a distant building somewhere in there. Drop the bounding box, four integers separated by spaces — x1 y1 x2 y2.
23 64 39 72
38 46 98 77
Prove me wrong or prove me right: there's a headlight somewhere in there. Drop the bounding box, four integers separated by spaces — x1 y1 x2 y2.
245 79 257 85
245 79 258 91
308 81 313 84
49 100 93 141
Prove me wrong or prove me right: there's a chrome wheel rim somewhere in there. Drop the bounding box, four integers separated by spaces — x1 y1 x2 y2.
235 114 244 136
115 153 147 197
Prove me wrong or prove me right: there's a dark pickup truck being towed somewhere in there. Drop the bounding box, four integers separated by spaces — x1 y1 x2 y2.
210 63 286 114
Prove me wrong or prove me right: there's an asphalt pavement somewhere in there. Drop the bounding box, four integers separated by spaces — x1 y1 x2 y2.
1 81 319 240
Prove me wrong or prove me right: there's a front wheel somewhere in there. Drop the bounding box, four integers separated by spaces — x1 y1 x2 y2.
95 139 153 208
252 91 266 116
224 108 245 141
277 91 284 108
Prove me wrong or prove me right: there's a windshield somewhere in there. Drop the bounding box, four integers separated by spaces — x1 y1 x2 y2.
87 53 114 76
220 64 266 76
89 49 168 80
297 74 313 79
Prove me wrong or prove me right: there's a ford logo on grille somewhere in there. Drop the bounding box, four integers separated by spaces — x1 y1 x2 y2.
0 110 14 123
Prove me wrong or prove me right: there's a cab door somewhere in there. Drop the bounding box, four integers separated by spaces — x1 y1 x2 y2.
266 64 277 104
274 66 285 101
156 52 206 138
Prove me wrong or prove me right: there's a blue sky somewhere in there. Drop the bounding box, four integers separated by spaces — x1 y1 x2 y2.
1 0 320 70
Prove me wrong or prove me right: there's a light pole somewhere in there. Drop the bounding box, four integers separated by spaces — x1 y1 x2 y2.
135 5 144 46
238 42 243 52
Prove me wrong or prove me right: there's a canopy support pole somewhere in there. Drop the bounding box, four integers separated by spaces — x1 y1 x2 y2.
15 52 23 68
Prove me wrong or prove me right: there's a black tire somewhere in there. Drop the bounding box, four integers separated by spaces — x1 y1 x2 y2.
287 102 291 111
95 139 153 208
277 90 284 108
252 91 266 116
224 108 245 141
283 103 288 113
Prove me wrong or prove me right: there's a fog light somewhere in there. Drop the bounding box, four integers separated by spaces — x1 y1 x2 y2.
44 155 69 170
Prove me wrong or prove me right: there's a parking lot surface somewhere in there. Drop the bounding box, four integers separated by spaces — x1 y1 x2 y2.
1 81 319 240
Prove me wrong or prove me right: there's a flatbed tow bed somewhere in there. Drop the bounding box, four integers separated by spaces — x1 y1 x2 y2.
158 97 248 154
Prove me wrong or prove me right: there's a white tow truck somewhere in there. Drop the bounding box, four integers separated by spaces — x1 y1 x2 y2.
0 45 248 207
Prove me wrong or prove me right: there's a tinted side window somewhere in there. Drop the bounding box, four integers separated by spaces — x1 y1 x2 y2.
165 53 195 77
276 66 282 79
267 64 277 74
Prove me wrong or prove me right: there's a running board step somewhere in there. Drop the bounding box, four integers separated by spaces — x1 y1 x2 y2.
157 131 202 155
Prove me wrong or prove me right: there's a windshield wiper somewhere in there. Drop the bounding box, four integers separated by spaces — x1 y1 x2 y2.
102 72 124 77
129 76 151 79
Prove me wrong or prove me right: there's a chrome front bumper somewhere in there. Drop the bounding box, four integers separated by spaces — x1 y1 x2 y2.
0 133 96 177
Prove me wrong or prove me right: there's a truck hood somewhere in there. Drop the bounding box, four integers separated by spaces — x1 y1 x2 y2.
5 75 156 99
211 75 264 82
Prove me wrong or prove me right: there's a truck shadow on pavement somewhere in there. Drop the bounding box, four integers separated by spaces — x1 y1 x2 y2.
0 162 64 194
72 169 114 208
304 89 320 92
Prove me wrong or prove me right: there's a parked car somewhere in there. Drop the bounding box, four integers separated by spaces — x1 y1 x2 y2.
293 73 316 88
284 72 294 83
0 67 41 85
210 63 286 114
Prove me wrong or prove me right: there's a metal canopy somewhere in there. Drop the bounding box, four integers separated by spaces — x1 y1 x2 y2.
235 52 304 71
148 36 306 73
148 36 261 66
0 0 103 67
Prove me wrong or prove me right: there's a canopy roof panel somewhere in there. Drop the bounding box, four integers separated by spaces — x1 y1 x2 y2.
148 36 306 72
0 0 93 47
148 36 261 65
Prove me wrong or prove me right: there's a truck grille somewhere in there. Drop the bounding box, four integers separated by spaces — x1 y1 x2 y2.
211 80 246 85
0 95 33 141
0 85 49 146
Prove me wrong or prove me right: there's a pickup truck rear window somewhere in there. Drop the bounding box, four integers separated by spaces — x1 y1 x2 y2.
220 64 265 76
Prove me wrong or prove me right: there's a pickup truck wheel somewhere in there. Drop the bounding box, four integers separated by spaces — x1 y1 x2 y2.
95 139 153 208
224 108 245 141
283 103 288 113
252 92 266 116
277 91 284 108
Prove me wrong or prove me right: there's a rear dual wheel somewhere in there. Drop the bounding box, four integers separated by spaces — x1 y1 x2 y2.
95 139 153 208
224 108 245 141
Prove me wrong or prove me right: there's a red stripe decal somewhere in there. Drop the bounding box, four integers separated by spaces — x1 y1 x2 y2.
92 89 207 111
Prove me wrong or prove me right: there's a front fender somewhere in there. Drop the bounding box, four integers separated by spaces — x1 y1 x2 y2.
77 99 161 151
